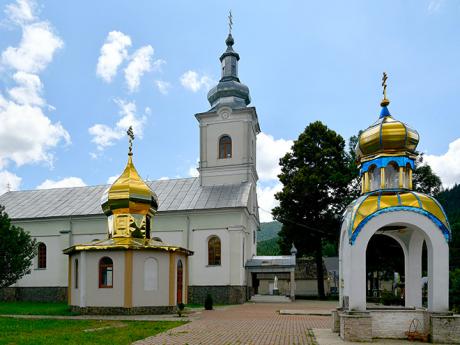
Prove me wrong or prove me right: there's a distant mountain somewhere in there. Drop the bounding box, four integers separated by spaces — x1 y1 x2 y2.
437 184 460 225
257 221 282 255
258 221 282 241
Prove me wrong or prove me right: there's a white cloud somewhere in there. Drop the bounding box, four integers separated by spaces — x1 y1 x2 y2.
36 177 86 189
8 71 43 106
89 99 147 151
158 176 169 181
4 0 35 25
152 59 166 72
428 0 443 13
155 80 171 95
124 45 154 92
180 70 213 92
96 31 132 83
2 21 63 74
0 2 69 169
257 183 283 222
257 132 293 182
425 138 460 188
107 174 119 184
0 170 22 195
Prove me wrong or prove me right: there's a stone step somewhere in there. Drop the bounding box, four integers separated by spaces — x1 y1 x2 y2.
250 294 292 303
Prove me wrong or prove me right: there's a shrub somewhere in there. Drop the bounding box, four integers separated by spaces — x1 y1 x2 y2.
204 294 213 310
379 290 403 306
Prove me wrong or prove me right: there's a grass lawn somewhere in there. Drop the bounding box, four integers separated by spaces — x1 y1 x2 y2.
0 317 186 345
0 302 76 316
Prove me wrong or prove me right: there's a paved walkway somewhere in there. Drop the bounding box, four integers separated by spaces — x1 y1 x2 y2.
135 301 334 345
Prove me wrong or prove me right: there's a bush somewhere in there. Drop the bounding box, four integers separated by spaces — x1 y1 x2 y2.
176 302 185 317
204 294 213 310
379 290 403 306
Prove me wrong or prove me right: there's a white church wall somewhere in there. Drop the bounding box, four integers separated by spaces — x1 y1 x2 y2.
132 251 170 307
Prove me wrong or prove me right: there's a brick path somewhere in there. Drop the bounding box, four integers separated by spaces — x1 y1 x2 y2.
135 301 332 345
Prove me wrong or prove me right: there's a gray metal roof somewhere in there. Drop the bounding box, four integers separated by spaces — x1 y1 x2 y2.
0 177 252 220
245 255 296 268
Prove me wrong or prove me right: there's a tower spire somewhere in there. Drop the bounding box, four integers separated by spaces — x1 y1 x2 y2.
379 72 391 118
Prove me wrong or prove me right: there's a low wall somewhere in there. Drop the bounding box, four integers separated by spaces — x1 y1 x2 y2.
370 308 427 339
188 285 249 305
431 314 460 344
71 305 175 315
0 287 67 302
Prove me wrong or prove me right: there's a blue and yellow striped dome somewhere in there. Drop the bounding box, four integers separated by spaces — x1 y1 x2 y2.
344 190 450 244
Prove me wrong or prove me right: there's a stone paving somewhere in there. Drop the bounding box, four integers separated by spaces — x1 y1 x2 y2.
135 301 334 345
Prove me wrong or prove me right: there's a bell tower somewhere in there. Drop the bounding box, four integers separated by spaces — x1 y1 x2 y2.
195 14 260 187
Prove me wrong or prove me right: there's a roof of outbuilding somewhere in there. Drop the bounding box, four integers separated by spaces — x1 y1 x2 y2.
0 177 252 220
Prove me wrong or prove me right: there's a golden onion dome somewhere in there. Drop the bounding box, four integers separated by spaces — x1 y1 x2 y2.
101 155 158 216
343 190 450 244
356 114 419 162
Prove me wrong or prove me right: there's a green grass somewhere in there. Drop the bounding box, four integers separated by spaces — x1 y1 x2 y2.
0 302 77 316
0 317 185 345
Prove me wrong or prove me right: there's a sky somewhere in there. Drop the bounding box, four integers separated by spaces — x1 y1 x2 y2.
0 0 459 222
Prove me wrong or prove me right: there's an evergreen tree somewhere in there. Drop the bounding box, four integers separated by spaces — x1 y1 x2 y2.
0 205 37 288
272 121 351 298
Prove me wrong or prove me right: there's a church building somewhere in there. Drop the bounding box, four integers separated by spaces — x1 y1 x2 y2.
0 30 260 305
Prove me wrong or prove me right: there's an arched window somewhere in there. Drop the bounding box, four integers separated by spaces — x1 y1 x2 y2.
385 162 399 189
219 135 232 159
99 257 113 288
37 242 46 269
208 236 221 266
75 259 79 289
144 258 158 291
368 165 381 191
405 163 412 189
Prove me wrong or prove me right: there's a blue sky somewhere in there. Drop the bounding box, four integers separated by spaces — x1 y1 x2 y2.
0 0 459 221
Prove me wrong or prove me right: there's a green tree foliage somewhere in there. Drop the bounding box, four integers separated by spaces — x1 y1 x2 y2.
272 121 352 298
437 184 460 270
413 154 442 196
450 269 460 312
0 205 37 288
257 237 281 255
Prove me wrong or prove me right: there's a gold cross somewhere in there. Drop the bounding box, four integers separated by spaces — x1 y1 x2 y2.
228 10 233 34
127 126 134 155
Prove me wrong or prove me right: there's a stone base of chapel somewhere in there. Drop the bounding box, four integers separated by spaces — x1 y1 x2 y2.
70 305 176 315
188 285 249 305
333 308 460 343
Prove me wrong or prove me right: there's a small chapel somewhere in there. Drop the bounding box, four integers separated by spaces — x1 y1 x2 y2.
335 74 458 342
63 128 192 314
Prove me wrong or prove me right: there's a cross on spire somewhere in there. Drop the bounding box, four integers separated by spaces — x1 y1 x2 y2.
127 126 134 156
228 10 233 34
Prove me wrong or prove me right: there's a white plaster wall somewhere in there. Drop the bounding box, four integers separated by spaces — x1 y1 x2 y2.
371 310 426 339
341 211 449 312
84 251 125 307
69 253 80 306
15 235 65 287
132 251 170 307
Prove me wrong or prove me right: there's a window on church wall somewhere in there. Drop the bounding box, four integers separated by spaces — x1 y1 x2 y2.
37 242 46 269
384 162 399 189
219 135 232 159
99 257 113 288
208 236 221 266
75 259 79 289
368 165 380 191
144 258 158 291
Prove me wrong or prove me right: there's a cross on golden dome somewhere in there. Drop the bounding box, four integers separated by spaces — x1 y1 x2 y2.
228 10 233 34
380 72 390 107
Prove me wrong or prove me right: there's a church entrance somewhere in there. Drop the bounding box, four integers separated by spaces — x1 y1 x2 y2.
177 259 183 304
